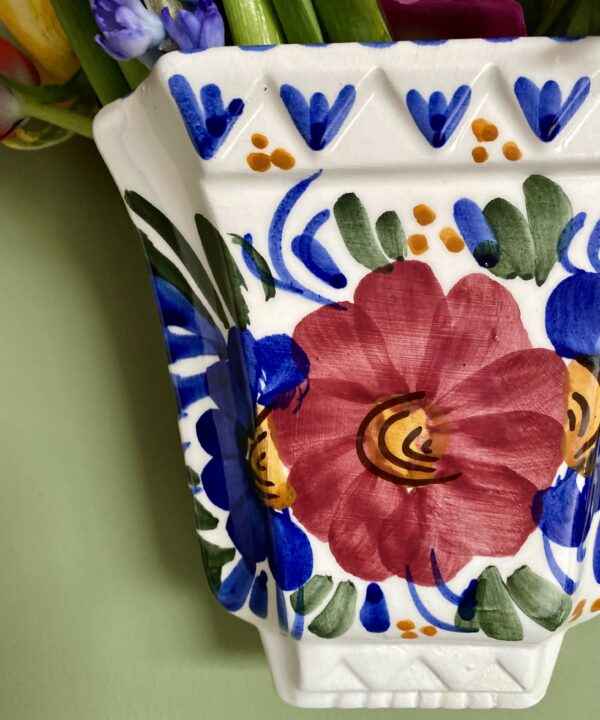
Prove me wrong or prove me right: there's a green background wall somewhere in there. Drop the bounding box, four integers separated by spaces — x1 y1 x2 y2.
1 138 598 720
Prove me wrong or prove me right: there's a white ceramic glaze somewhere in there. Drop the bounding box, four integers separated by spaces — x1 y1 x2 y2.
95 39 600 709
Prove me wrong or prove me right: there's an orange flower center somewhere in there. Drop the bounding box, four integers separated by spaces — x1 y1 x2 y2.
356 392 458 487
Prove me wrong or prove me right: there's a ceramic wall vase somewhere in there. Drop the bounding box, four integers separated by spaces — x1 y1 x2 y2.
95 38 600 710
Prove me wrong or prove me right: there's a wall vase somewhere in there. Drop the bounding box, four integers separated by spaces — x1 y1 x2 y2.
95 38 600 710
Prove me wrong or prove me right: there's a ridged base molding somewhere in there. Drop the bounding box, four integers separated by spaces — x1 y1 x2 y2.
260 630 564 710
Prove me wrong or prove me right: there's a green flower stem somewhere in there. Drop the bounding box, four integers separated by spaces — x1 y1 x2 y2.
313 0 391 42
222 0 285 45
119 60 150 90
18 96 94 139
50 0 130 105
271 0 324 43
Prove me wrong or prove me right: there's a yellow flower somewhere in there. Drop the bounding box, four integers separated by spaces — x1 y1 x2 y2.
0 1 79 83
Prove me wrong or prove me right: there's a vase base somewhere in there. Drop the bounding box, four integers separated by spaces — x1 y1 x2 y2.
260 630 563 710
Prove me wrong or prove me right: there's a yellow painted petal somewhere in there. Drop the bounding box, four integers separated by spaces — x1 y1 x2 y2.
0 1 79 83
562 360 600 475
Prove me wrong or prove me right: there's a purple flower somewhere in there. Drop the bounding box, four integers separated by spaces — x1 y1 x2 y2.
379 0 527 41
92 0 165 61
161 1 224 53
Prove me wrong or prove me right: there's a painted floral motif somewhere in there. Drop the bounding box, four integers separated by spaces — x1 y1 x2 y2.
270 261 567 586
406 85 471 148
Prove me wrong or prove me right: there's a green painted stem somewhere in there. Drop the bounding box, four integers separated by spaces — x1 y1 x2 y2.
313 0 391 42
271 0 324 43
18 97 94 139
222 0 285 45
50 0 130 105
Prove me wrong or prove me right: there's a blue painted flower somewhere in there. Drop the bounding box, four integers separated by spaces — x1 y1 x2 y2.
161 0 224 53
151 273 313 612
92 0 165 61
280 84 356 151
514 76 591 143
168 75 244 159
546 272 600 358
406 85 471 148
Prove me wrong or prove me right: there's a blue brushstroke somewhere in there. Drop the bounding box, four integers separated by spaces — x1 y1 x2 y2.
267 509 313 591
361 42 397 48
406 567 477 633
239 45 275 51
514 76 591 143
291 612 304 640
546 271 600 357
543 536 578 595
168 75 244 159
217 557 255 611
430 550 462 605
292 209 347 289
453 198 499 268
280 84 356 150
551 37 585 42
276 585 289 634
594 521 600 582
359 583 390 633
533 467 599 548
485 37 519 43
456 579 479 622
249 570 269 619
557 212 587 274
412 39 448 45
587 220 600 273
406 85 471 148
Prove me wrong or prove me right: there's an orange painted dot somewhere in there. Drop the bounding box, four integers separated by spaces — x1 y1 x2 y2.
407 234 429 255
472 118 499 142
503 141 523 162
570 599 586 622
271 147 296 170
472 146 489 164
591 598 600 613
420 626 438 637
247 152 272 172
439 227 465 253
402 631 419 640
396 619 415 631
413 204 436 226
251 133 269 149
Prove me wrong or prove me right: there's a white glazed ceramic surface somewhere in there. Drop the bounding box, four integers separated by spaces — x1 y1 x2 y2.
95 39 600 709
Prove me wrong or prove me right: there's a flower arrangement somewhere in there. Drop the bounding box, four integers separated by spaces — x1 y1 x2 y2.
0 0 599 150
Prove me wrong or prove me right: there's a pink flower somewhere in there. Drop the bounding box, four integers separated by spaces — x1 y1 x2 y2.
379 0 527 41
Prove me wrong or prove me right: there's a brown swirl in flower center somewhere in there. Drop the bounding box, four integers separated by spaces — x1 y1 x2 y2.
356 392 459 487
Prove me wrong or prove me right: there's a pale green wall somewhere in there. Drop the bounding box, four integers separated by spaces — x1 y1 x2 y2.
0 138 598 720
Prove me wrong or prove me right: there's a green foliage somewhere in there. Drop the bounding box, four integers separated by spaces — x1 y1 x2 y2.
231 234 276 302
198 538 235 595
476 567 524 641
307 581 357 638
290 575 334 615
333 193 393 271
506 566 572 631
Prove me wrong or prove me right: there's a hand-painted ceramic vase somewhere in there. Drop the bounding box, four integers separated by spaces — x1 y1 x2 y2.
95 38 600 710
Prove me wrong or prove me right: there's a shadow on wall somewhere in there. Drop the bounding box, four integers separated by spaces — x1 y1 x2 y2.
10 137 260 661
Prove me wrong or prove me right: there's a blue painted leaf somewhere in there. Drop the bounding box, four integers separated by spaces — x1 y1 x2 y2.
280 83 356 150
515 76 590 142
546 271 600 357
267 509 313 591
292 232 347 289
249 570 269 619
558 212 587 274
407 85 471 148
359 583 390 633
454 198 500 268
217 557 255 611
168 75 244 159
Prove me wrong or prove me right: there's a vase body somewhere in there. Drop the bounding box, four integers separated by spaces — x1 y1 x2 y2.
95 39 600 709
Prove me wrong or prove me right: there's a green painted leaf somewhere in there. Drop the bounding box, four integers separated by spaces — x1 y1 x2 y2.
506 566 572 631
140 233 215 327
454 608 480 632
198 538 235 595
194 498 219 531
308 581 357 638
484 198 536 281
231 234 276 301
290 575 334 615
125 192 228 326
476 567 523 641
376 210 407 261
195 215 250 329
334 193 390 270
523 175 572 286
187 467 201 486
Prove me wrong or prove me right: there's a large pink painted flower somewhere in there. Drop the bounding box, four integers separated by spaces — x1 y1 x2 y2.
270 262 567 586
